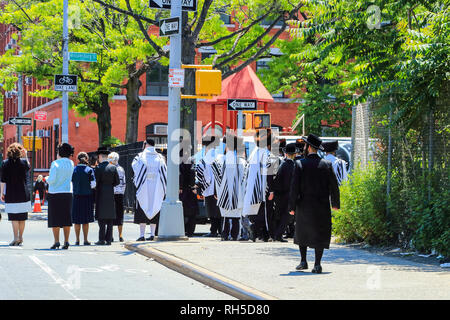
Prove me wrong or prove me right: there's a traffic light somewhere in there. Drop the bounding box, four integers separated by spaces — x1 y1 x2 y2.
254 113 271 129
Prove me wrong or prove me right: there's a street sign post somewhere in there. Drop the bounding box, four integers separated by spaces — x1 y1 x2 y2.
157 0 187 241
54 74 78 92
227 99 258 111
149 0 196 11
34 111 48 121
9 117 32 126
69 52 97 62
159 17 180 36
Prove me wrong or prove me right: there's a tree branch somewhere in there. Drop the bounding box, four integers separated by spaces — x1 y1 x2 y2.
91 0 157 25
192 0 214 42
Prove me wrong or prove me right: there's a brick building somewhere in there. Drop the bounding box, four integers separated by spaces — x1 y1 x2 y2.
1 13 301 175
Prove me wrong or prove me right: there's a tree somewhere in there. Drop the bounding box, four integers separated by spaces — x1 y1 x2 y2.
92 0 304 147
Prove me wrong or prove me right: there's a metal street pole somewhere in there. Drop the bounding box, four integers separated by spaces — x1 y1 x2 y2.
61 0 69 143
17 73 23 144
157 0 187 240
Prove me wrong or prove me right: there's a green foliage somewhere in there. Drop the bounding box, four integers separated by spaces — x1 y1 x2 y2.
101 136 123 148
333 163 393 245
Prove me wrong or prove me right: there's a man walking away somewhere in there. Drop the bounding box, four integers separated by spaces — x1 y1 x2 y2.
94 147 120 245
132 138 167 241
273 143 298 242
288 134 340 273
196 135 222 237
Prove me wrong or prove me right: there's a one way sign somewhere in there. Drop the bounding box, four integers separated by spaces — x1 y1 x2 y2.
149 0 197 11
227 99 258 111
159 17 180 36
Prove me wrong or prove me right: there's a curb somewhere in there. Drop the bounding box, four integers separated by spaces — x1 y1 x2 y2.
125 242 278 300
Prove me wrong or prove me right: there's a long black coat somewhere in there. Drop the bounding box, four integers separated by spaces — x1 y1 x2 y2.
288 154 340 249
94 161 120 220
273 158 295 220
179 158 199 218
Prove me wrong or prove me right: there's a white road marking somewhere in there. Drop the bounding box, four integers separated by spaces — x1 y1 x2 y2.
28 255 81 300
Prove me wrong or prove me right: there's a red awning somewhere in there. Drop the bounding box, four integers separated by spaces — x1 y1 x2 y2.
207 66 274 103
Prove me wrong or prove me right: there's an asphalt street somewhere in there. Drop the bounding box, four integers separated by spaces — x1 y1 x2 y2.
0 214 234 300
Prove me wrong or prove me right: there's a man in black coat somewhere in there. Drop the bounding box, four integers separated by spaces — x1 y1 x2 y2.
94 147 120 245
273 143 298 242
288 134 340 273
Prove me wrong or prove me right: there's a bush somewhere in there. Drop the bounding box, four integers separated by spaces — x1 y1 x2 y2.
333 163 394 245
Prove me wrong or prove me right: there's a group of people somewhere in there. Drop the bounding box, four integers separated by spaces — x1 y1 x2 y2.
1 142 127 249
1 129 347 272
195 130 347 273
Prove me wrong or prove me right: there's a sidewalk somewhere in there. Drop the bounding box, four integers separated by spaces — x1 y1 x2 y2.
126 235 450 300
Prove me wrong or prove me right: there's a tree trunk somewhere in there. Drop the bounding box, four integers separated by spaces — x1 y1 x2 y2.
181 13 197 154
125 65 142 144
95 92 112 147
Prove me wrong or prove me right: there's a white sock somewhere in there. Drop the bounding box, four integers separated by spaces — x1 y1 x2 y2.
150 224 157 237
139 224 146 237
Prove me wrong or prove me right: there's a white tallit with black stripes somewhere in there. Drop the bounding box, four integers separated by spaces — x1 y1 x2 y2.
325 154 349 186
132 147 167 220
242 147 271 216
196 148 216 197
211 150 246 218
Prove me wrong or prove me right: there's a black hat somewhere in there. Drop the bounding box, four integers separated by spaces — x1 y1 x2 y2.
283 143 299 154
96 146 110 155
302 134 324 151
322 140 339 153
295 139 305 153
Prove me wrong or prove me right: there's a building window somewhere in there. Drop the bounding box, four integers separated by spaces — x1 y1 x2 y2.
256 59 285 98
220 13 231 24
260 17 284 27
146 63 169 96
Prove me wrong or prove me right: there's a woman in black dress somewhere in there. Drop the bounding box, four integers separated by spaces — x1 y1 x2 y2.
33 175 47 204
46 143 75 249
0 143 31 246
72 152 96 245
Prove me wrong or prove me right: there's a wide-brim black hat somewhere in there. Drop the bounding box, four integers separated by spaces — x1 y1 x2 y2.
283 142 300 154
302 134 324 151
322 140 339 153
96 146 110 155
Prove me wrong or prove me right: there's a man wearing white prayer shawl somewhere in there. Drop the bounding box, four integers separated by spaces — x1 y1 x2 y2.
132 138 167 241
211 134 246 241
322 140 348 186
242 129 275 242
196 135 222 237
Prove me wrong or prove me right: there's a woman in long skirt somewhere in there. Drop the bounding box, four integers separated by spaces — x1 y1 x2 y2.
46 143 75 249
72 152 96 245
0 143 31 246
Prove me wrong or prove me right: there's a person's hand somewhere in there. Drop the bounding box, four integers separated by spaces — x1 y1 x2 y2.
179 189 182 194
192 188 197 195
1 194 4 202
268 192 274 201
332 207 339 211
214 195 218 200
289 210 295 216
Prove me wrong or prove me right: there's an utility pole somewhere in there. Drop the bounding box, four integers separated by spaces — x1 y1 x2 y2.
157 0 187 240
61 0 69 143
17 73 23 144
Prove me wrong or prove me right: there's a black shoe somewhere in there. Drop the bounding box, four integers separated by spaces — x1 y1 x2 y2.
105 242 112 246
84 241 91 246
146 236 154 241
95 241 106 245
312 265 322 274
136 237 145 241
277 238 288 243
50 242 60 250
62 242 70 250
119 237 124 242
75 241 80 246
296 261 308 270
111 238 114 242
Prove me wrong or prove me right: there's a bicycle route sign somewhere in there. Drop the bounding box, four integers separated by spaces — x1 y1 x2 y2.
54 74 78 92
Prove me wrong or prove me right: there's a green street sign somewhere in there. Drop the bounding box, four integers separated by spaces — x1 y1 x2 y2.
69 52 97 62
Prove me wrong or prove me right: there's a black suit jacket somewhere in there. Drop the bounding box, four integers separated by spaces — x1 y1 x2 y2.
94 161 120 220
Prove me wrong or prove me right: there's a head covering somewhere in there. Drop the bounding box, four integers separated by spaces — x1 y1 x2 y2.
283 143 299 154
322 140 339 153
37 175 43 182
145 137 155 146
302 134 324 151
295 139 305 153
96 146 110 155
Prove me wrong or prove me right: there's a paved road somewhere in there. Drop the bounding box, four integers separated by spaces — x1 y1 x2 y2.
0 216 233 300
